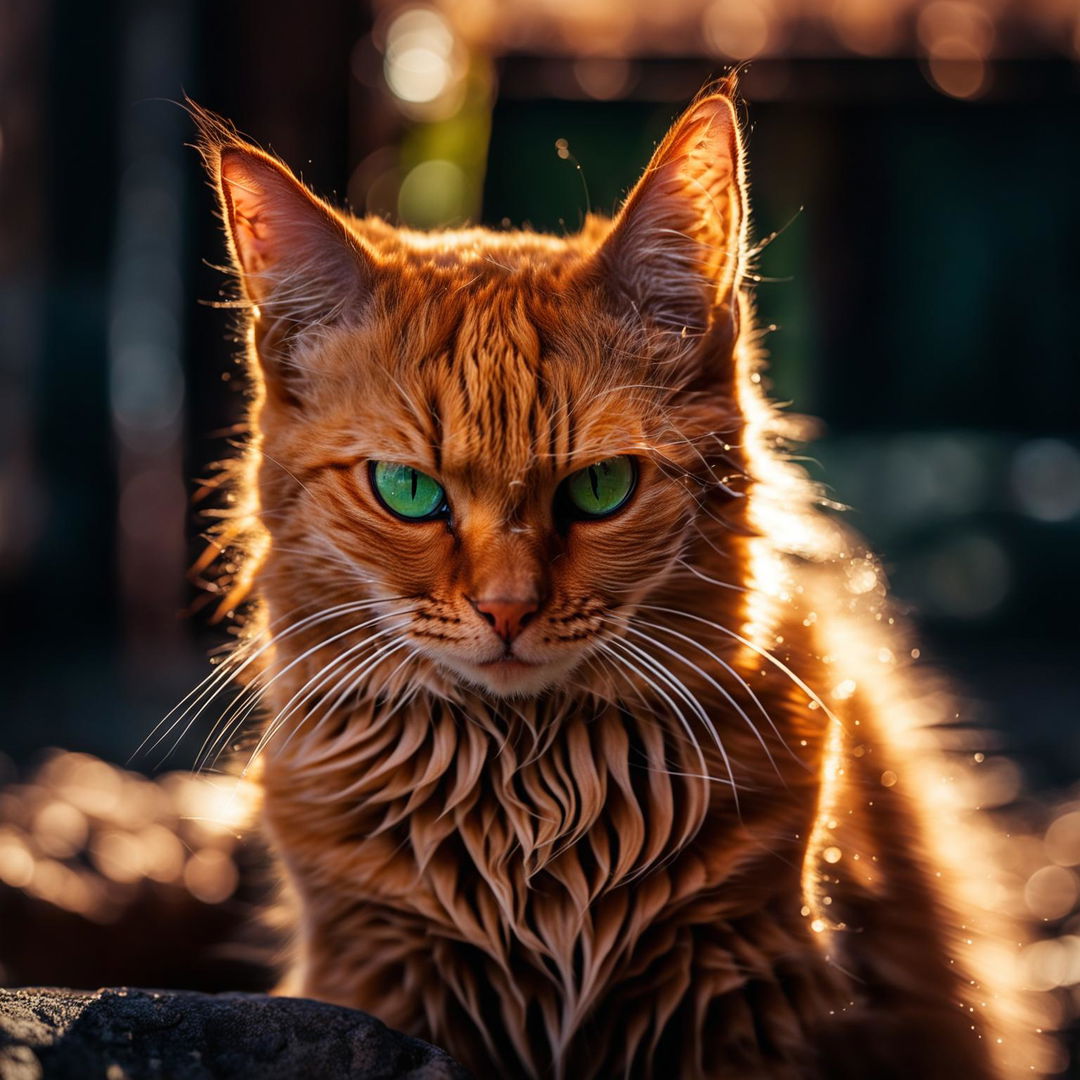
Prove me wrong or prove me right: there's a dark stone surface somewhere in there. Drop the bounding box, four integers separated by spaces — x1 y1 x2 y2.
0 988 472 1080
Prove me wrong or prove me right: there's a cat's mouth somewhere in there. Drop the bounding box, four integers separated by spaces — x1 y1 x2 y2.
476 655 538 671
471 653 545 691
448 650 574 698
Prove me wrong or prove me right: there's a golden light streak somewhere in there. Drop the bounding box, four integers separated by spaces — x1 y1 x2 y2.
800 717 846 932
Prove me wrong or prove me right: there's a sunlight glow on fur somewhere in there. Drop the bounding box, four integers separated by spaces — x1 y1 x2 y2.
183 89 1057 1078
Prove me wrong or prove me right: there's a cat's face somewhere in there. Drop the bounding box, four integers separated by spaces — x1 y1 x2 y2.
201 93 747 698
254 269 728 697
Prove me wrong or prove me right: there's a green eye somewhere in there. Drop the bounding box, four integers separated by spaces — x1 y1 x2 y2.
370 461 447 520
563 456 636 518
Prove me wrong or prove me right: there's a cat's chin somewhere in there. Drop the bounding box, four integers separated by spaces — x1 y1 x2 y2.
444 655 577 699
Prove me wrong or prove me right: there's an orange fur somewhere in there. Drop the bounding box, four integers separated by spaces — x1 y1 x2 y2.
193 92 1055 1078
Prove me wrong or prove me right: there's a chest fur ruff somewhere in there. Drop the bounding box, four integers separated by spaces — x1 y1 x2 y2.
258 686 1008 1080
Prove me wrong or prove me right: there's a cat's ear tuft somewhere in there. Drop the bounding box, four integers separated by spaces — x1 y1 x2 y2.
192 104 372 364
594 92 746 344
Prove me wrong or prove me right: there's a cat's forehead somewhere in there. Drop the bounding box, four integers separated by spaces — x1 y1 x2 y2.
320 276 641 493
413 288 637 482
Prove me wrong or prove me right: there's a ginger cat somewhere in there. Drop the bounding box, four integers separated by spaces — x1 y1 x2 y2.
191 90 1053 1078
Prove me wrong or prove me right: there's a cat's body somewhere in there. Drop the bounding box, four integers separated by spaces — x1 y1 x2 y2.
195 92 1050 1078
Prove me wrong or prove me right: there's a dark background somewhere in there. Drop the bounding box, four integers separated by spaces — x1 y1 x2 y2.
1 0 1079 1051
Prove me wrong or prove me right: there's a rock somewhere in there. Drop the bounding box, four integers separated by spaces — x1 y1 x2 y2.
0 988 471 1080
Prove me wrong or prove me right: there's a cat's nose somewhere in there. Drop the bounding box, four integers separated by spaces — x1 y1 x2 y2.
472 596 540 644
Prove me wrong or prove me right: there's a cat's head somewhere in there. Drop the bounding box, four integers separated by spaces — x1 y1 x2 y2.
200 91 754 698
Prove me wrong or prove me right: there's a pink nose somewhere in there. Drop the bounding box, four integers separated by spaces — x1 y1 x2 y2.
473 597 539 644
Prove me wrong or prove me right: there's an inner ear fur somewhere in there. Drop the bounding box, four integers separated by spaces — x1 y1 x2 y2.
192 104 372 388
592 91 747 359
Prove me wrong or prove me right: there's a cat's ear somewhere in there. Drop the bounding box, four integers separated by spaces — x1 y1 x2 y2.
593 92 746 349
193 106 372 384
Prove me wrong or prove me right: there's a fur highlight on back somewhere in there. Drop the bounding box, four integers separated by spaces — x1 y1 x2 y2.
188 88 1058 1078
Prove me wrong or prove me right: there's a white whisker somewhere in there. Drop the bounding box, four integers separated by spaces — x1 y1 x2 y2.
610 617 784 779
603 635 741 812
629 615 806 768
268 637 415 764
638 604 840 725
673 558 746 592
140 597 389 767
244 622 413 771
186 602 412 772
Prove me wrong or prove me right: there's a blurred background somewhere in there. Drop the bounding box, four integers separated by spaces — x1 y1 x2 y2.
0 0 1079 1065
